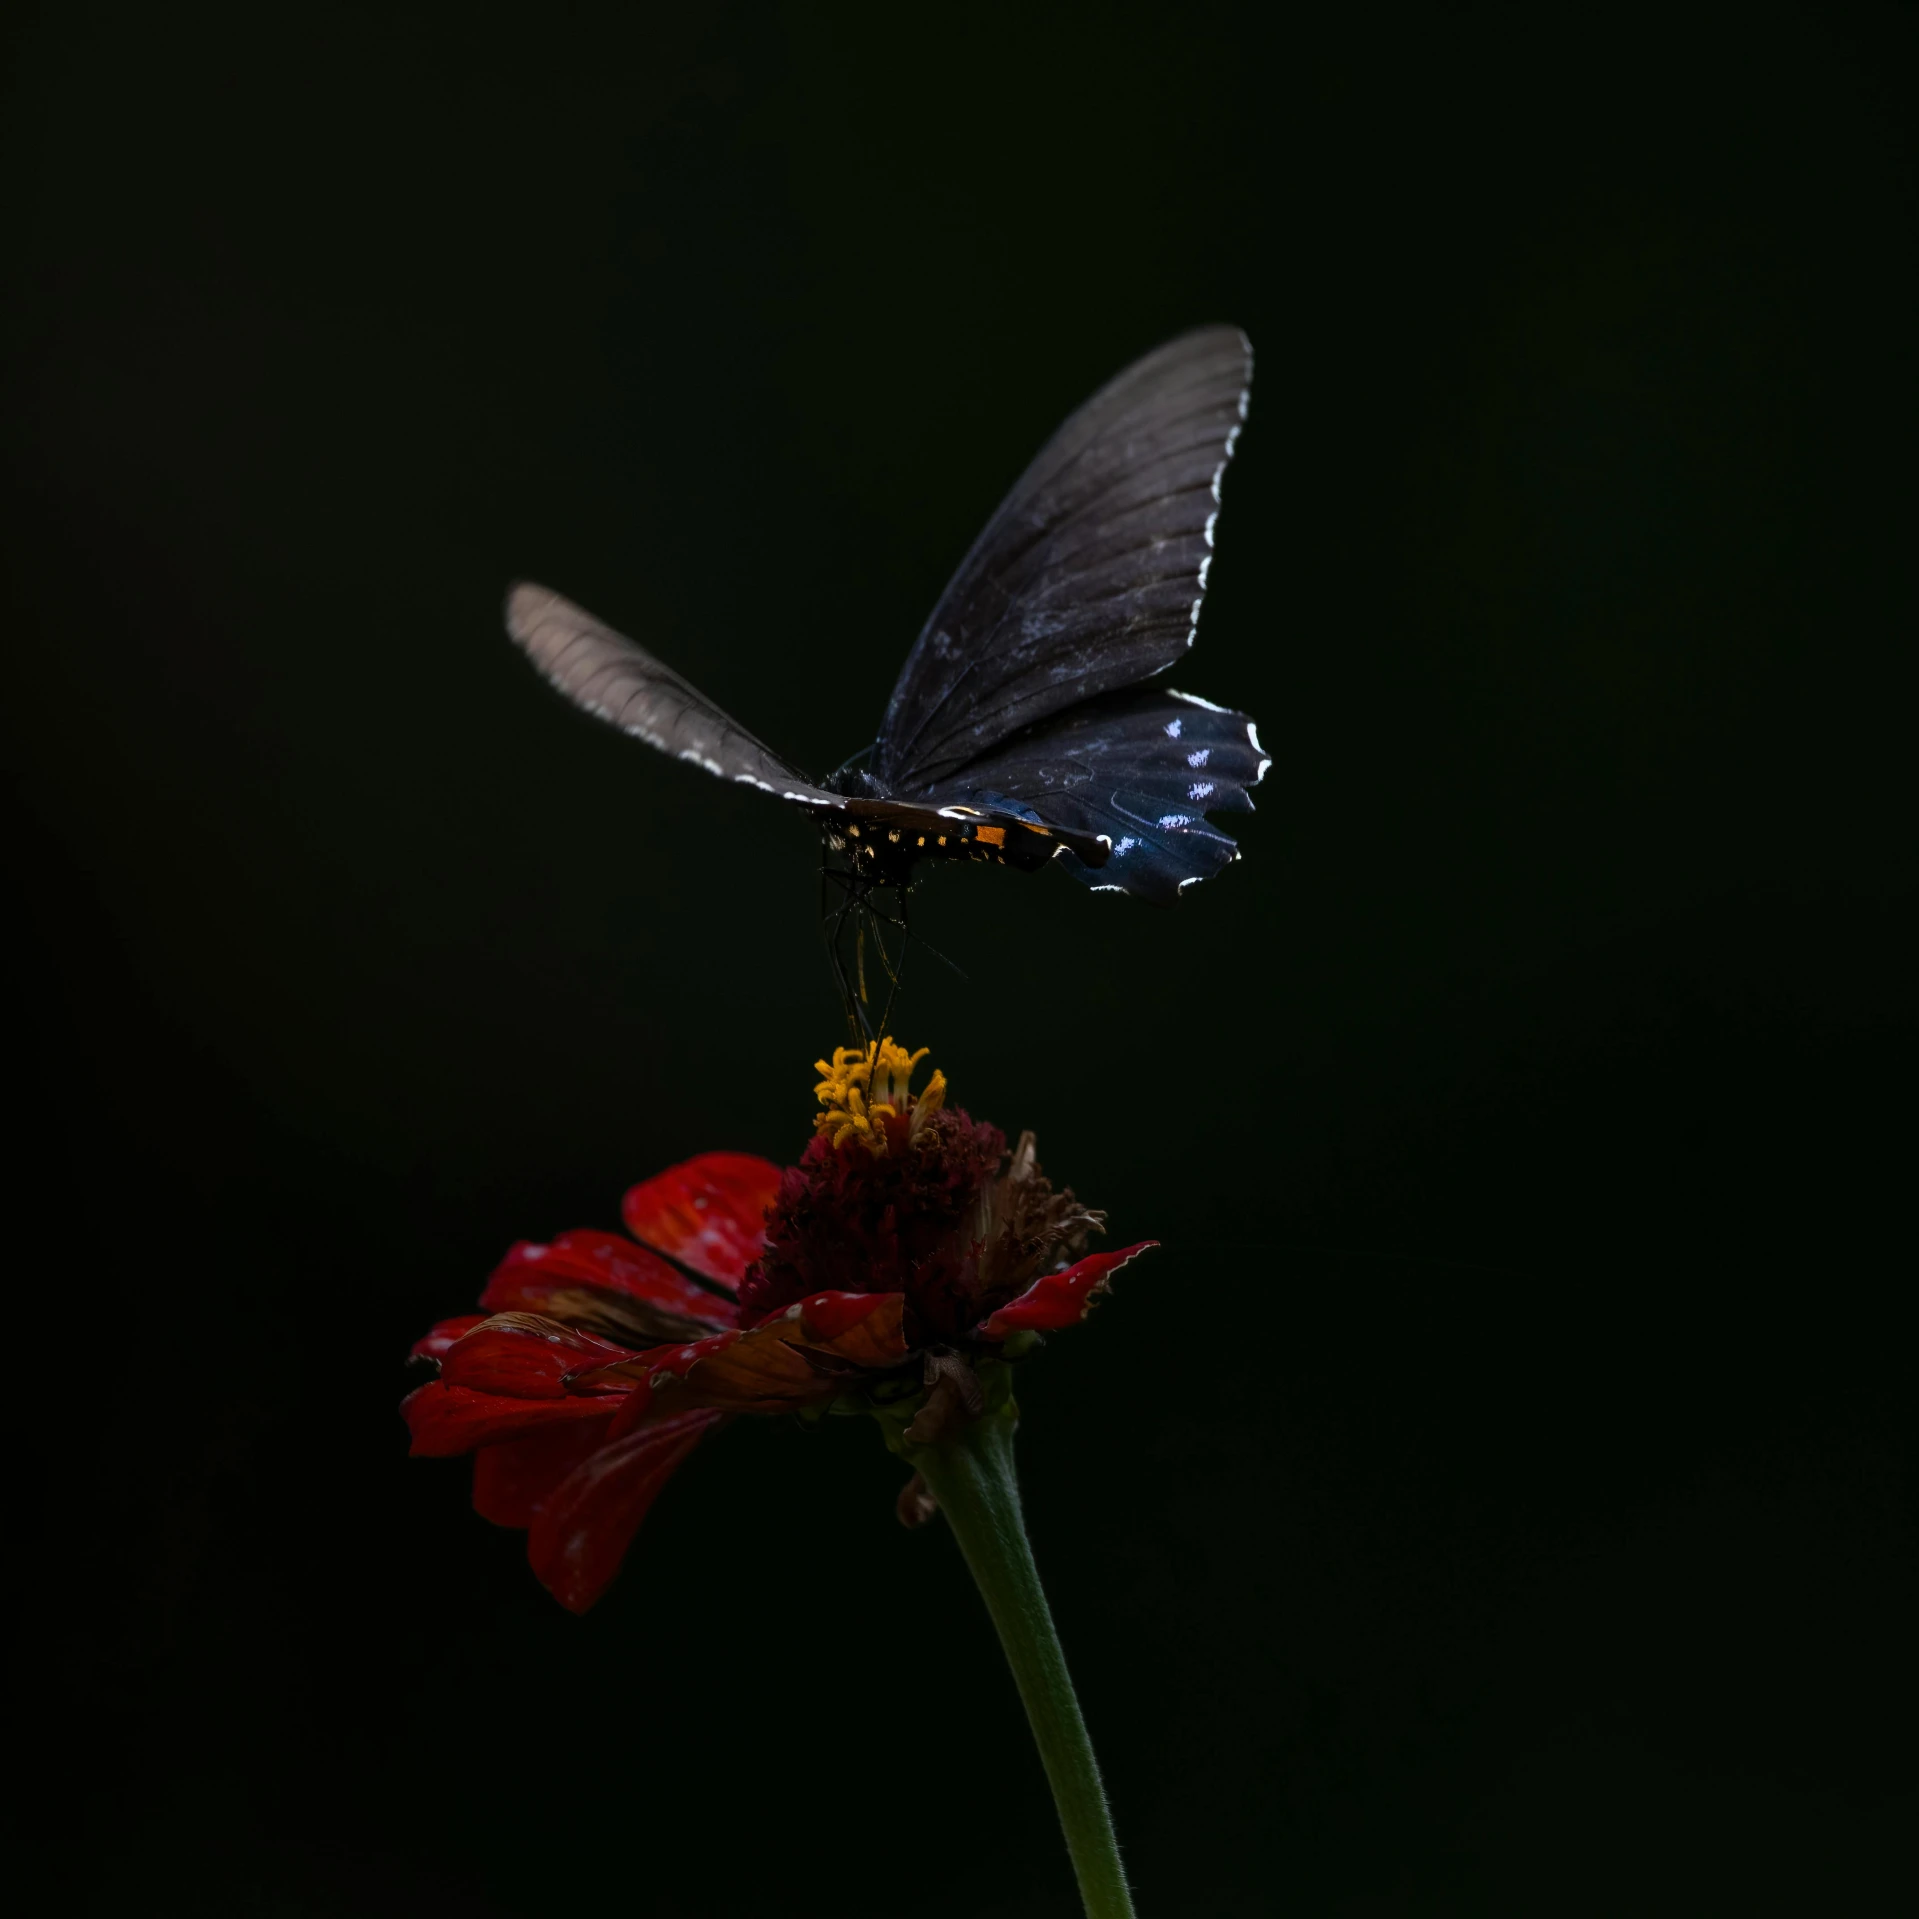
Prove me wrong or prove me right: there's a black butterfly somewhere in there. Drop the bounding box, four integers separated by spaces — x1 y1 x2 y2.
508 326 1266 1019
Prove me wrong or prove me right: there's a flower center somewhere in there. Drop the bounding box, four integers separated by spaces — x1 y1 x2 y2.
812 1038 948 1154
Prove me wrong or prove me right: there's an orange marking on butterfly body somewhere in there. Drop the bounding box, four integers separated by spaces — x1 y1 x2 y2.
975 826 1006 848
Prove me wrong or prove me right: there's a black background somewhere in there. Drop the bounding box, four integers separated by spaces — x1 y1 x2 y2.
6 3 1916 1913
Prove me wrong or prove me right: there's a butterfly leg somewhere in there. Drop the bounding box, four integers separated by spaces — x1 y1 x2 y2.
820 858 867 1044
870 880 911 1039
848 878 902 1045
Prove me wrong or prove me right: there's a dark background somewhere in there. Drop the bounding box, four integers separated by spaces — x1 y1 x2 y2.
6 2 1916 1912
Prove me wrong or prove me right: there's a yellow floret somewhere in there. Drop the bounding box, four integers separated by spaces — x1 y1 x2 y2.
812 1038 947 1153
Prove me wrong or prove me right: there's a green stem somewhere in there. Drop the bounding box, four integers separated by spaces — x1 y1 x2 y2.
913 1409 1137 1919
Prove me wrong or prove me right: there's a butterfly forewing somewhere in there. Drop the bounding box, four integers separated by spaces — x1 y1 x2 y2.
873 326 1253 791
504 584 845 809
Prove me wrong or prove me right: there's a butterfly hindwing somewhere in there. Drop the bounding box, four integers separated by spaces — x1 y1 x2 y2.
873 326 1254 791
918 687 1268 903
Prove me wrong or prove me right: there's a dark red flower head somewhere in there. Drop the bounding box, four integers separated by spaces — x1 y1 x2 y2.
741 1043 1106 1341
403 1040 1154 1611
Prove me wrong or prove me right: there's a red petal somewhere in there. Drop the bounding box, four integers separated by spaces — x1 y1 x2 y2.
546 1330 736 1399
556 1294 909 1412
977 1242 1158 1338
403 1380 620 1456
471 1422 614 1528
798 1290 910 1369
604 1373 659 1438
797 1290 893 1340
527 1410 721 1613
640 1331 742 1380
674 1292 908 1412
621 1153 781 1291
409 1315 487 1364
482 1231 736 1332
679 1323 822 1409
438 1313 638 1399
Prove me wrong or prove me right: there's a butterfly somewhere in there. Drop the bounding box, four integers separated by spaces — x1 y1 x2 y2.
508 325 1267 1023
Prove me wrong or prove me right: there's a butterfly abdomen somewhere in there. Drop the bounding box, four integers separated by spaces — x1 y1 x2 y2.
825 808 1099 884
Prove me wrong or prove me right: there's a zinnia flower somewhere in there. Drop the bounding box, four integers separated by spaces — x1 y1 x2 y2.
404 1040 1153 1614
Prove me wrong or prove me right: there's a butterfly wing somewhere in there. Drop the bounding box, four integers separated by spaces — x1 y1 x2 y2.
505 584 847 811
873 326 1253 792
918 687 1269 903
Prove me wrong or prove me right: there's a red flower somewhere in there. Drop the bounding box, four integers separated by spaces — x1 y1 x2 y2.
404 1042 1154 1612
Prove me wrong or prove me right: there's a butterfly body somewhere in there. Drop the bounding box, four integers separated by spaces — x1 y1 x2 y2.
507 326 1266 937
814 764 1110 885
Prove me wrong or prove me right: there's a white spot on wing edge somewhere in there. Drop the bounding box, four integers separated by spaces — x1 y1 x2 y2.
734 774 776 793
679 748 724 776
1204 337 1251 512
1167 689 1232 713
1204 510 1218 547
1177 875 1204 894
1197 556 1212 589
1089 884 1127 894
1247 720 1265 753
